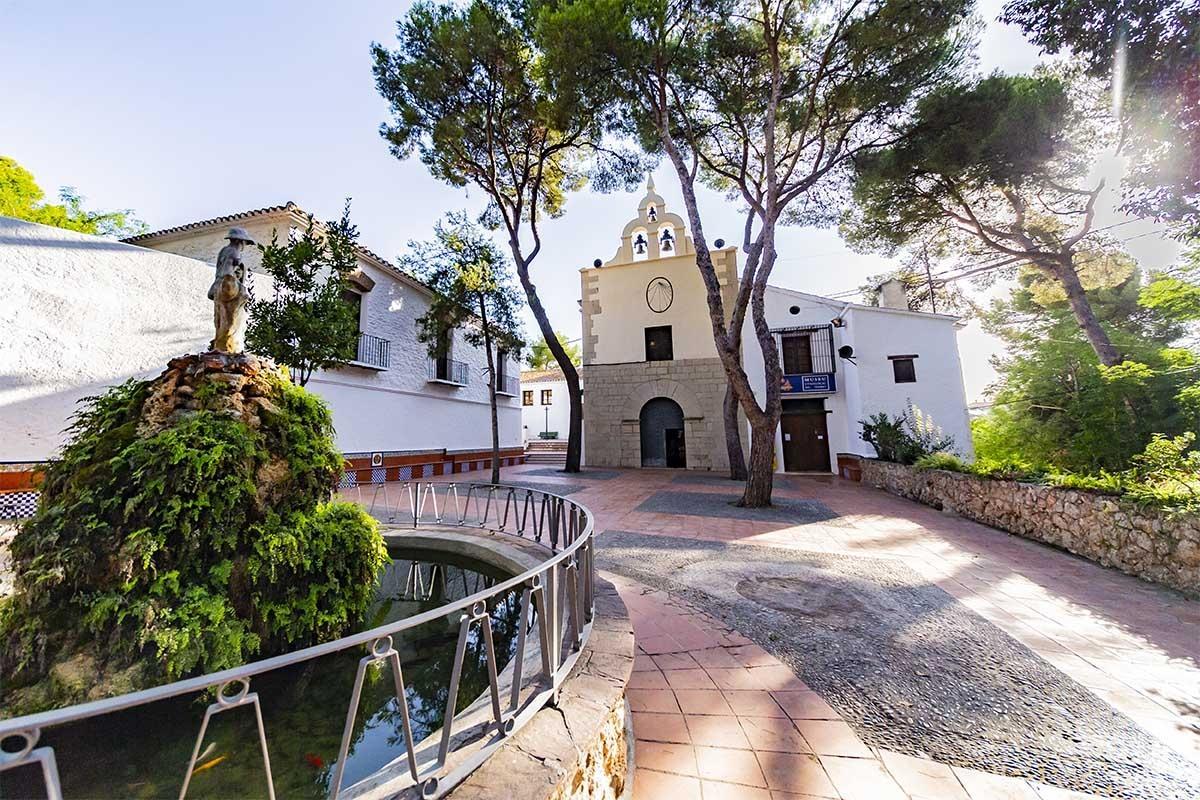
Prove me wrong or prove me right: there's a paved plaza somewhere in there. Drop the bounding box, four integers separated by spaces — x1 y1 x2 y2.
437 464 1200 799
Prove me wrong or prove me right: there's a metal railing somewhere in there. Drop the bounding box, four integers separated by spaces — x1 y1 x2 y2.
0 482 595 800
429 357 469 385
497 374 520 396
354 332 391 369
774 324 836 375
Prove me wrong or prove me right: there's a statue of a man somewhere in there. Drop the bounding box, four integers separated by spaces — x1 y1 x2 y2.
209 227 255 353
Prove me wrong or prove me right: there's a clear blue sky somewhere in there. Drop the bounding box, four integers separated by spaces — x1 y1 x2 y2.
1 0 1180 402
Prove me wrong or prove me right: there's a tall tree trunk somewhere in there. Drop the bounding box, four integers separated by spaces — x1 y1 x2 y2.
742 422 775 506
656 137 772 503
723 385 747 480
1047 254 1121 367
510 251 583 472
740 229 783 508
481 307 501 485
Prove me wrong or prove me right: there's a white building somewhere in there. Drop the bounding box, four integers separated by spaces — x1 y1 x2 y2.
1 206 523 482
743 285 973 472
520 367 572 444
579 181 972 473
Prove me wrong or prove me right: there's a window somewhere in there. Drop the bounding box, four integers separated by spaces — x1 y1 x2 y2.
496 349 507 385
434 326 452 380
340 289 363 359
781 334 814 374
645 326 674 361
540 389 553 405
522 390 533 406
890 355 917 383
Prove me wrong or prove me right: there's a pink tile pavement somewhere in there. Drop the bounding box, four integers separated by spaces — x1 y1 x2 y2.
418 464 1196 796
481 464 1200 773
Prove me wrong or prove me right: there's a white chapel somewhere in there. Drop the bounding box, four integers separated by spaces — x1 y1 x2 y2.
579 180 973 473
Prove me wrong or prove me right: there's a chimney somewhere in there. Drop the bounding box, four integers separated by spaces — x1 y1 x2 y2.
878 278 908 310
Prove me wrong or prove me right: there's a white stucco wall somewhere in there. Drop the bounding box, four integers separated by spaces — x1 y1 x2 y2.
0 216 519 461
842 303 974 460
520 378 571 443
584 252 723 364
742 285 973 473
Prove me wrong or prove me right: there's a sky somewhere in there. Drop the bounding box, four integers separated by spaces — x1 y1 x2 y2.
1 0 1183 403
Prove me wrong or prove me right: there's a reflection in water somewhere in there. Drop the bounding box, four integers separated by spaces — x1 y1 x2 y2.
0 549 526 800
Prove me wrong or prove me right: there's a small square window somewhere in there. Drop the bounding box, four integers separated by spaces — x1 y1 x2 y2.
645 326 674 361
522 390 533 406
541 389 553 405
891 356 917 383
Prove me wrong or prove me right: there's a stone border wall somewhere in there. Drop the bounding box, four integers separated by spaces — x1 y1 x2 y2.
448 576 635 800
859 460 1200 597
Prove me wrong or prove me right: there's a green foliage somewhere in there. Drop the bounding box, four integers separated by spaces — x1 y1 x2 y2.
913 452 968 472
844 73 1077 251
919 430 1200 513
528 332 580 369
371 0 641 228
0 155 145 238
975 255 1199 472
405 215 525 361
861 406 955 465
246 202 362 386
842 71 1129 366
1124 433 1200 510
1140 244 1200 321
999 0 1199 230
2 371 386 706
405 215 525 483
372 0 634 474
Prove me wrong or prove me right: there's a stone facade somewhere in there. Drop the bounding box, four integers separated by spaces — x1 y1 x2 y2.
860 460 1200 597
583 359 730 471
579 179 740 472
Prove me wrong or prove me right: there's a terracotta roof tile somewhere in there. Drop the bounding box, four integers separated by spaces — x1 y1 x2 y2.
122 201 434 294
521 367 566 383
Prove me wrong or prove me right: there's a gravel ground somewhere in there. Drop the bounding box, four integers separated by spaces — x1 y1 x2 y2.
520 468 621 481
597 530 1200 800
635 490 838 523
671 472 790 487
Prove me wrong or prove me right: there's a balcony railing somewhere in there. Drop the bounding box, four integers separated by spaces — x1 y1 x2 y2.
429 357 470 385
496 375 520 396
775 324 838 394
353 332 390 369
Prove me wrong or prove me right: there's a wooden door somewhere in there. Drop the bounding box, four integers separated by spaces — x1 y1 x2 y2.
665 428 687 468
781 412 831 472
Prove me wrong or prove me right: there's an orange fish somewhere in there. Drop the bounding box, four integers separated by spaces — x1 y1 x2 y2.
191 755 226 775
304 752 324 770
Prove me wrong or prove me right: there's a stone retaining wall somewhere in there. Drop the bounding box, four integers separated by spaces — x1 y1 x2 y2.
859 460 1200 597
448 576 635 800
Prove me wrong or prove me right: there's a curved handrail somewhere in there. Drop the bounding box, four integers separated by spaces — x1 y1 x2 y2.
0 481 596 800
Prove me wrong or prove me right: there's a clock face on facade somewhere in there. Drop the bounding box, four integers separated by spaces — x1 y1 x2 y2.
646 277 674 313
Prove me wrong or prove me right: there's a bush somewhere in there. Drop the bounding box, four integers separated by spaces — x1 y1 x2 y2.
1 364 387 712
914 429 1200 513
861 406 955 465
913 452 968 472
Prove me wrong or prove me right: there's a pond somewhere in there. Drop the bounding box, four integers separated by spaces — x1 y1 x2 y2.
0 547 525 799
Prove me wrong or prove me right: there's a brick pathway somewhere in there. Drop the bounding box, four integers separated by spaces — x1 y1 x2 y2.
422 465 1200 797
611 573 1101 800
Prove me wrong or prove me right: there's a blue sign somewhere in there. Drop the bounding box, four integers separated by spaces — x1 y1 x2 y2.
780 373 836 394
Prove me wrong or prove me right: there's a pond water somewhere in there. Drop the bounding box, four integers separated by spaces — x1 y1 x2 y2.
1 547 524 800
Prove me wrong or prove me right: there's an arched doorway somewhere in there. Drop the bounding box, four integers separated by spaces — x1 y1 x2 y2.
640 398 686 468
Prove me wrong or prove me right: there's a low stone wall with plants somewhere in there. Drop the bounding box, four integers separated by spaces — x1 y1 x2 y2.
859 459 1200 596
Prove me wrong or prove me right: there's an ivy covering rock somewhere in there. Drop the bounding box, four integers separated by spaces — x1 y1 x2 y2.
0 352 386 715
